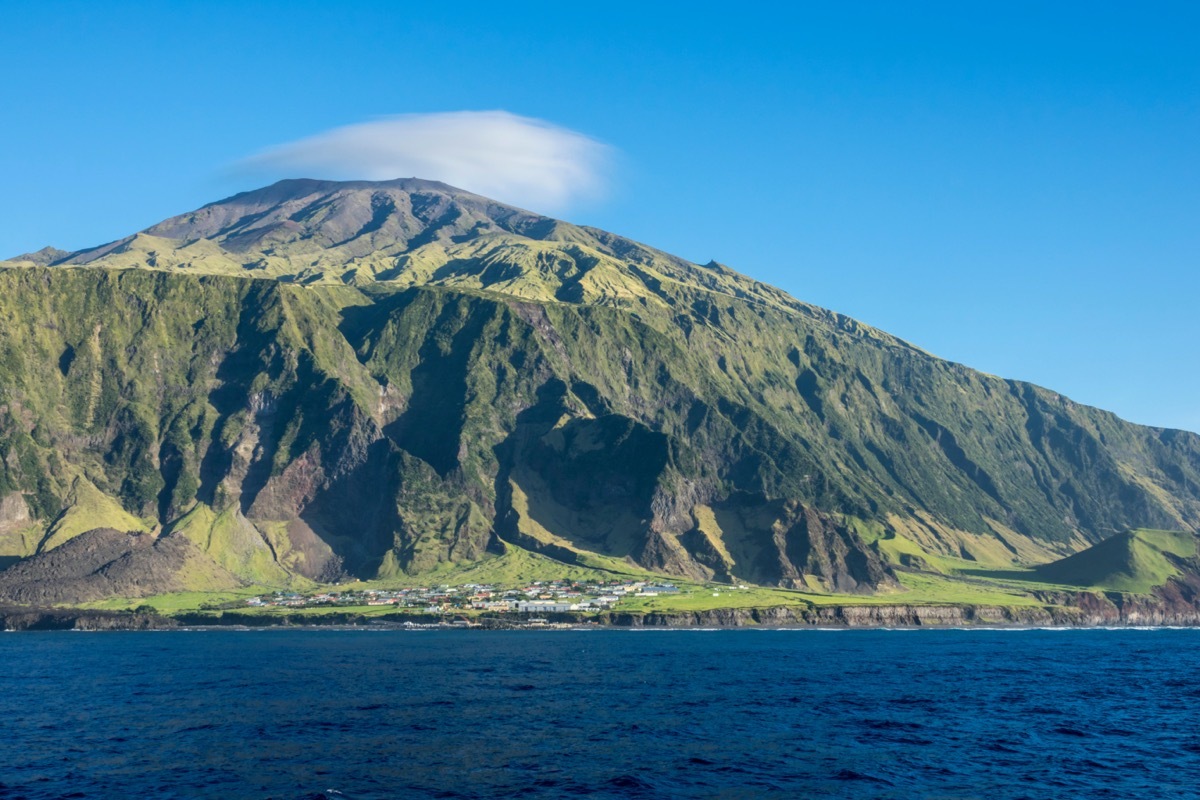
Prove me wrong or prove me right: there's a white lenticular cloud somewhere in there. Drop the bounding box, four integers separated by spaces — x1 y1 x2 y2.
239 111 613 213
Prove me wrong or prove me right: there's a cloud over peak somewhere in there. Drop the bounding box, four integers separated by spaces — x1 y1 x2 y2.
238 111 613 213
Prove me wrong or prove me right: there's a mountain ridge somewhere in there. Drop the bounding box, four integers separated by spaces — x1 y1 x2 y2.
6 178 913 349
1 178 1198 606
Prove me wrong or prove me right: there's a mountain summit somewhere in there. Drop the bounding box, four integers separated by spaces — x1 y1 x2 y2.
1 179 1198 605
48 178 800 313
65 178 569 274
19 178 915 375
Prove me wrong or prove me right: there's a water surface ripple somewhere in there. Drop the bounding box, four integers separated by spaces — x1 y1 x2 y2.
1 629 1198 799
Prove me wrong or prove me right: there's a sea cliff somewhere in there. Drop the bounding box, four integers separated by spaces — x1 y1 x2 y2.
7 595 1200 631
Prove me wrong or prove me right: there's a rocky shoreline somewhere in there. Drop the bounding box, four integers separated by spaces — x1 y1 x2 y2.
6 594 1200 632
598 601 1200 628
0 607 178 631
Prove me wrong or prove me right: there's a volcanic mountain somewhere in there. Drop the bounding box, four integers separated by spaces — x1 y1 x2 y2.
1 178 1197 604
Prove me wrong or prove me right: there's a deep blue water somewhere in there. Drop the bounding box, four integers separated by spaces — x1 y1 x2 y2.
2 629 1199 799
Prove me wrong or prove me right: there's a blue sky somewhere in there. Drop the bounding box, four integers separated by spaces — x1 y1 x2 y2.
2 1 1197 432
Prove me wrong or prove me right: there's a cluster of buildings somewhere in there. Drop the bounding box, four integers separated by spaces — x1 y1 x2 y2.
244 579 680 614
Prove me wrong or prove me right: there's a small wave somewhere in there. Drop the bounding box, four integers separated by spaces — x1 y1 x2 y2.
604 773 657 792
1052 726 1090 737
864 719 923 731
833 769 892 784
1028 706 1065 716
1100 727 1136 737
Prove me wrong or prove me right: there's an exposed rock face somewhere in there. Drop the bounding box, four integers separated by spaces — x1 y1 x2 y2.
0 492 31 530
0 178 1197 602
599 592 1200 628
0 607 176 631
688 495 896 592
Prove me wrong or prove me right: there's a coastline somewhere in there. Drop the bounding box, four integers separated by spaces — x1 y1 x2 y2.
6 597 1200 632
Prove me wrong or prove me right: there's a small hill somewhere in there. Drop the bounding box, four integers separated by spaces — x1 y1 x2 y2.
9 246 71 266
1035 529 1199 593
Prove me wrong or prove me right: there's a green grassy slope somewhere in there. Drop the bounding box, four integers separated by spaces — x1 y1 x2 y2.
38 476 150 552
0 179 1198 606
1034 529 1199 593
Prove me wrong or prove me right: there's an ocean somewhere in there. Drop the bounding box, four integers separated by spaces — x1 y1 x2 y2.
1 628 1198 799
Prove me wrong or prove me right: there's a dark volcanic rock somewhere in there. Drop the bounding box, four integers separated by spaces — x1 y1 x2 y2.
598 596 1200 628
0 607 176 631
0 528 238 605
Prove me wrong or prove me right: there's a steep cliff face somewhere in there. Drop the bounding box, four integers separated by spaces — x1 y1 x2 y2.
1 179 1198 603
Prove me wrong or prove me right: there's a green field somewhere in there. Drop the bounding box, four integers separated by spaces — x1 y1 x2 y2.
48 526 1200 620
83 585 275 613
93 566 1052 619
